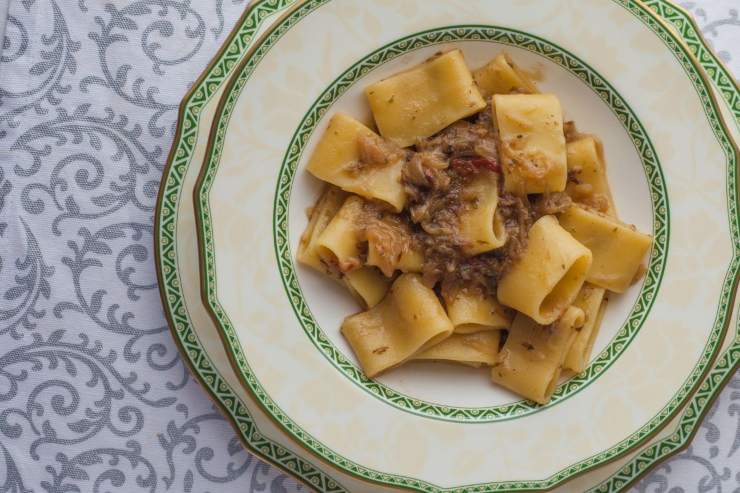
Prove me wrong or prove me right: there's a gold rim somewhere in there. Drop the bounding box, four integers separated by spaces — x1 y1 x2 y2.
153 1 318 491
184 0 740 491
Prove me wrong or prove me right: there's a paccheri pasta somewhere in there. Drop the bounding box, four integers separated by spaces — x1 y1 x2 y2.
298 49 652 405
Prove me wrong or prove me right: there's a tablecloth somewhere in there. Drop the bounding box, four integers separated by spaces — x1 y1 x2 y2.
0 1 737 492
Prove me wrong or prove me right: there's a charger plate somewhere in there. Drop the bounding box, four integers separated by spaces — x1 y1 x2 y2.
156 0 740 490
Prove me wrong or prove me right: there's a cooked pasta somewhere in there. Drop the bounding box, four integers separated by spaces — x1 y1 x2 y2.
366 49 486 147
315 195 366 272
493 93 568 194
341 274 453 377
365 214 424 276
458 170 508 255
558 205 652 293
343 267 392 309
297 50 652 404
443 286 511 334
564 284 607 372
491 306 585 404
496 215 592 325
413 331 500 367
297 186 348 274
306 113 407 211
473 53 539 98
565 135 616 216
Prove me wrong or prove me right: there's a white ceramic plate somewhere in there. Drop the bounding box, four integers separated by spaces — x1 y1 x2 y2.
158 0 740 488
194 0 739 489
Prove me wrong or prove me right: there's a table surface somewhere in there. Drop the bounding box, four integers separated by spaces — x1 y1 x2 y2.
0 1 737 492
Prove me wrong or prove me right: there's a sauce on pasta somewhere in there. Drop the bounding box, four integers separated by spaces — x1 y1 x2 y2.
297 49 652 404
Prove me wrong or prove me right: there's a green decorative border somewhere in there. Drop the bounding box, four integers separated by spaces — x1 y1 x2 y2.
154 0 740 492
153 1 348 492
271 27 668 423
193 0 738 490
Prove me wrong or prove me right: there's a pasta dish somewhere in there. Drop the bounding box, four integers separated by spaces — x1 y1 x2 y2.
297 50 652 405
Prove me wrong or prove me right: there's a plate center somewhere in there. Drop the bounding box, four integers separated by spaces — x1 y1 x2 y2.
283 32 661 420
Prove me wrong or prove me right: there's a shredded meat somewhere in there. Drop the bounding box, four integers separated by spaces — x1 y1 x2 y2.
334 104 577 297
347 133 404 175
419 234 462 284
531 191 572 219
402 149 457 234
500 139 551 183
365 212 414 277
420 187 569 293
360 133 402 165
416 120 498 162
498 191 532 255
402 152 450 190
403 116 501 234
393 111 558 293
408 175 534 291
439 190 533 290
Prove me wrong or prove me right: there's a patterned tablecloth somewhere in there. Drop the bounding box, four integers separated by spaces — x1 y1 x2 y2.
0 1 737 492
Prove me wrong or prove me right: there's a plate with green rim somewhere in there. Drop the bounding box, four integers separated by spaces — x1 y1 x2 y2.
195 0 739 489
156 0 740 491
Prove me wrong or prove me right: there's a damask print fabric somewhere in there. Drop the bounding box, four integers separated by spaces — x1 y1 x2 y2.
0 1 736 493
0 1 303 492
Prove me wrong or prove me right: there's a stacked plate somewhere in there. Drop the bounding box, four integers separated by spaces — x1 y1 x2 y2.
155 1 740 491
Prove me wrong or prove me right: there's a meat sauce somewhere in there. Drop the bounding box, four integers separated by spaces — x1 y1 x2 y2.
345 106 574 297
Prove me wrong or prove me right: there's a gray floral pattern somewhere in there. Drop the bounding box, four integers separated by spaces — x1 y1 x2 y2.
0 1 736 492
0 1 302 491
